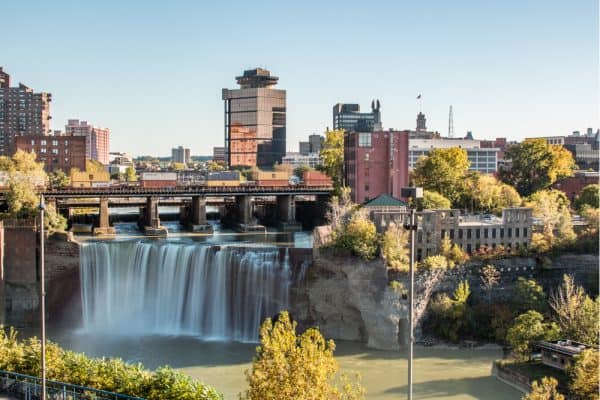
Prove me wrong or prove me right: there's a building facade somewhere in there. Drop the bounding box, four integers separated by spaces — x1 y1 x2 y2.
65 119 110 165
333 101 381 132
299 134 324 155
15 134 86 173
344 130 409 203
171 146 191 164
212 146 226 164
222 68 286 168
551 171 600 202
281 152 322 169
409 138 499 173
0 67 52 156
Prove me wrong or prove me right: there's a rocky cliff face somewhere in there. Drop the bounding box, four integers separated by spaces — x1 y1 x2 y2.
295 250 407 350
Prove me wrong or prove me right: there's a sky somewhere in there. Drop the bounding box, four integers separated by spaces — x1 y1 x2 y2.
2 0 598 156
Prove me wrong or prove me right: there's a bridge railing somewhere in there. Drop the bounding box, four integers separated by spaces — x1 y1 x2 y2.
41 185 333 196
0 369 145 400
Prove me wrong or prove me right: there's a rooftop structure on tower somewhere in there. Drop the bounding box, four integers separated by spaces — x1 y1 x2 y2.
235 68 279 89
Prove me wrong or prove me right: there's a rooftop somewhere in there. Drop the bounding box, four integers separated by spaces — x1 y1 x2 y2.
364 194 408 208
537 340 592 357
236 68 279 88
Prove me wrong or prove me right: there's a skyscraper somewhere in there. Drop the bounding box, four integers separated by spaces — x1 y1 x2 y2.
222 68 286 168
65 119 110 165
171 146 191 164
333 101 381 132
0 67 52 156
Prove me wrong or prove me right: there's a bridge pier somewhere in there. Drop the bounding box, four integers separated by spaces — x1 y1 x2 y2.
140 197 167 236
93 197 116 235
276 195 302 231
236 195 264 232
183 196 212 232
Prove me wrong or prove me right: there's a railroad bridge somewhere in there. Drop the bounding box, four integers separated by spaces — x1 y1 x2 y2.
37 185 333 235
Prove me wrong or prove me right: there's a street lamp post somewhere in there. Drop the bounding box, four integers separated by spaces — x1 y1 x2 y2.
401 187 423 400
38 195 46 400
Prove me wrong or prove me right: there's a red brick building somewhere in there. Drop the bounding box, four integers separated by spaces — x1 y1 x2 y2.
551 171 599 202
344 130 409 203
16 134 86 173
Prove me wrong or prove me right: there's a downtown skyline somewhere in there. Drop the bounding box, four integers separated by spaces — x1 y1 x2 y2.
2 0 598 156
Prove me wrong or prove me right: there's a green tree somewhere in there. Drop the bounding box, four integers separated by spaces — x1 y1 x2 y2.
574 183 600 211
319 129 345 194
241 311 364 400
381 223 409 271
506 311 560 360
549 274 599 345
568 349 599 400
48 170 70 189
427 280 471 342
334 210 378 260
522 377 565 400
293 164 313 178
411 147 470 204
499 139 575 196
125 166 137 182
514 277 547 314
416 190 452 210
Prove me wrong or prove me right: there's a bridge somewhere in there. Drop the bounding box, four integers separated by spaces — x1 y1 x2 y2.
38 185 333 235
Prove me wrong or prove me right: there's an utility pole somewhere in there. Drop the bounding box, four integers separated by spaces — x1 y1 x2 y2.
38 195 46 400
448 105 454 138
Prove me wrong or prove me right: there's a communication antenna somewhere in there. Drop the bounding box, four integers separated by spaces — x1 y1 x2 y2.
448 105 454 138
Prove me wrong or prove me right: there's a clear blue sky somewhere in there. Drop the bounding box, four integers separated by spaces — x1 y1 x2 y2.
2 0 598 156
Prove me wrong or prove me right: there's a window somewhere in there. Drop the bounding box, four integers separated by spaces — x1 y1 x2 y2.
31 139 35 145
523 228 528 237
364 184 369 191
41 140 46 145
476 229 480 239
458 229 463 239
40 148 46 153
467 229 472 239
51 148 58 154
441 229 445 239
364 153 370 161
358 133 371 147
508 228 512 238
484 228 488 239
515 228 520 238
450 229 454 239
52 140 58 146
467 244 472 253
492 229 496 239
500 228 504 238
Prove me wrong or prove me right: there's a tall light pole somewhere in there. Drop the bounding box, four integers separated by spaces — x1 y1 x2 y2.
401 187 423 400
38 195 46 400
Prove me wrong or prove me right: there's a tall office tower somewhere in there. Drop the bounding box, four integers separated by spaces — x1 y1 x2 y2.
222 68 286 168
333 101 381 132
0 67 52 156
171 146 191 164
65 119 110 165
308 134 324 153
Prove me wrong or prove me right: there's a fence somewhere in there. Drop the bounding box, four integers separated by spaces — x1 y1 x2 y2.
0 370 145 400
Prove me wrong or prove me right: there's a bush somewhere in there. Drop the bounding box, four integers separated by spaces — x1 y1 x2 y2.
419 255 449 270
333 210 378 260
0 328 222 399
426 280 471 342
381 223 409 271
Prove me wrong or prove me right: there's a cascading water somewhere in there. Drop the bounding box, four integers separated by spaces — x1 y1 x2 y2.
80 241 291 342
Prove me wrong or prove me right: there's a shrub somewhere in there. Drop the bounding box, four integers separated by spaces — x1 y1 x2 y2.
419 255 449 270
381 223 409 271
333 210 378 260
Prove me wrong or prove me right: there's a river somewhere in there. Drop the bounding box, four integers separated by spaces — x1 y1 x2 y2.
59 219 522 399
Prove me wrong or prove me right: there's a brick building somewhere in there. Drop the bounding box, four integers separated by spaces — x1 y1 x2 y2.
551 171 600 202
15 134 86 173
0 67 52 156
344 130 409 204
65 119 110 165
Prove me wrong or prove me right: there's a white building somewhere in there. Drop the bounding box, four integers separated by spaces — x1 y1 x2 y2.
281 152 322 169
409 138 499 173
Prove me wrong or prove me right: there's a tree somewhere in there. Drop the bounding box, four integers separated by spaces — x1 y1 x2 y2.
207 161 225 172
439 235 468 267
419 255 449 270
506 311 560 360
416 190 452 210
3 151 46 217
326 187 355 234
480 264 500 303
334 210 378 260
523 377 565 400
125 166 137 182
568 349 599 400
574 184 600 211
526 190 575 248
48 170 70 189
411 147 470 204
86 159 106 174
293 164 313 178
319 129 344 194
513 277 547 314
241 311 364 400
549 274 599 345
427 280 471 342
381 223 409 271
470 175 521 214
170 162 185 171
499 139 575 196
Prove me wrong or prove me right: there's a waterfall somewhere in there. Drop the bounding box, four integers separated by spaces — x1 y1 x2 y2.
80 241 291 342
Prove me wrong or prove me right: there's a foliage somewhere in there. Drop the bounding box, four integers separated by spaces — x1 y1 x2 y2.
0 328 222 399
411 147 470 204
207 161 225 172
568 349 599 400
480 264 500 302
125 166 137 182
319 129 345 194
574 184 600 211
333 210 378 260
549 274 599 345
514 277 547 314
48 170 70 189
241 311 364 400
416 190 452 210
526 190 575 249
85 159 106 174
469 174 521 214
427 280 471 342
419 255 449 270
381 223 409 271
293 164 313 178
500 139 575 196
326 188 355 234
506 311 560 360
171 162 186 171
522 377 565 400
439 235 469 267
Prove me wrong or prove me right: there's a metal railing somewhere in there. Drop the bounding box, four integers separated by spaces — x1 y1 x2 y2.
0 370 145 400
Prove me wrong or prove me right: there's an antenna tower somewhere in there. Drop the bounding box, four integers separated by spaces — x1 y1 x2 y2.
448 105 454 138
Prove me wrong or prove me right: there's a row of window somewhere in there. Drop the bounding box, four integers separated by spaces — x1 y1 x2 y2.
417 226 528 242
